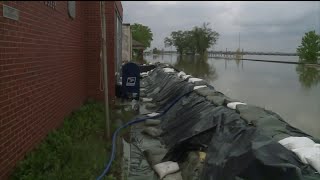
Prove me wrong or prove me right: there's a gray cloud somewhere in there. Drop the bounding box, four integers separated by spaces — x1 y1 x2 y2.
122 1 320 52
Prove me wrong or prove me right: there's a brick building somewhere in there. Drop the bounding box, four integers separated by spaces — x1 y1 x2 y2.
0 1 123 179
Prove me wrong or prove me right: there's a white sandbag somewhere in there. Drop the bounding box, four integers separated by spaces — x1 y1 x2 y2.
182 75 191 80
305 151 320 173
153 161 180 179
227 102 247 110
147 112 160 117
131 99 139 111
188 78 203 83
278 136 315 150
163 68 175 73
142 98 153 102
292 145 320 164
141 72 149 77
163 172 183 180
177 71 186 78
193 85 207 90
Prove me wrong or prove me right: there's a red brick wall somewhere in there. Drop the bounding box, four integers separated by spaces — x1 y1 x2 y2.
85 2 104 100
0 1 123 179
86 1 123 103
116 1 123 18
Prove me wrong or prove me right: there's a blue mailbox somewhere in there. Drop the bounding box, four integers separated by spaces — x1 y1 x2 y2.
122 62 140 100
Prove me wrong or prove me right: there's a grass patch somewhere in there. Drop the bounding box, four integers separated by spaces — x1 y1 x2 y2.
11 99 136 180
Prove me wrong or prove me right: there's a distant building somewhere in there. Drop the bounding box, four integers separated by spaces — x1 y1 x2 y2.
122 23 133 63
132 39 146 55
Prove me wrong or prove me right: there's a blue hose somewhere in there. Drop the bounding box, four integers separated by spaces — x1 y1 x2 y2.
96 90 194 180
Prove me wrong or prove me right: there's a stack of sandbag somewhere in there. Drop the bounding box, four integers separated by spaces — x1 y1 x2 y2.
279 136 320 173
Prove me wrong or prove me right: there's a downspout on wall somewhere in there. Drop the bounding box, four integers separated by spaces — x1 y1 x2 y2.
100 1 111 139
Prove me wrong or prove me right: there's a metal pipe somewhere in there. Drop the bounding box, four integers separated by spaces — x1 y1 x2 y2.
100 1 111 139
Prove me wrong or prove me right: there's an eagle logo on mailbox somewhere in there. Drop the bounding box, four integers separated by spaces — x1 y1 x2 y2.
126 77 136 86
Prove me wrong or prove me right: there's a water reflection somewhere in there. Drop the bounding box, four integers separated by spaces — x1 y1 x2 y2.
296 65 320 89
234 56 244 70
223 58 244 71
296 54 320 89
143 54 320 137
174 55 218 81
152 54 158 60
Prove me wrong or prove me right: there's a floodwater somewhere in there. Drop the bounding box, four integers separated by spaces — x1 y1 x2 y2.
143 54 320 138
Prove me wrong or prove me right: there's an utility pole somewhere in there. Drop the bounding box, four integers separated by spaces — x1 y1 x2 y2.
238 32 240 50
100 1 111 139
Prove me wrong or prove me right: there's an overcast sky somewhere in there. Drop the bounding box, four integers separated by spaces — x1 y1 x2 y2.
122 1 320 52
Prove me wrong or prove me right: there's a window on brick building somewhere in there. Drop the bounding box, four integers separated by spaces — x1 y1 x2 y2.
68 1 76 19
44 1 56 9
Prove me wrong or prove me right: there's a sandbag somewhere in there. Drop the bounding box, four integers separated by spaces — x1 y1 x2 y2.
142 127 163 137
163 68 175 73
194 87 217 97
180 151 204 180
177 71 186 78
227 102 247 109
305 151 320 173
235 105 269 123
140 91 147 97
292 145 320 164
153 161 180 179
143 148 168 166
199 152 206 162
145 119 161 126
142 65 320 180
142 98 153 102
188 78 203 83
163 172 183 180
182 74 192 80
279 137 315 150
193 80 207 86
193 85 207 90
206 95 225 106
145 103 157 110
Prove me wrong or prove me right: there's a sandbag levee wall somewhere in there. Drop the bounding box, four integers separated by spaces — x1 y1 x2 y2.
144 64 320 179
0 1 122 179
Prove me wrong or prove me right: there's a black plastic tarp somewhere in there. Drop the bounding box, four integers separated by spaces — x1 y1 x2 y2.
141 65 320 180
